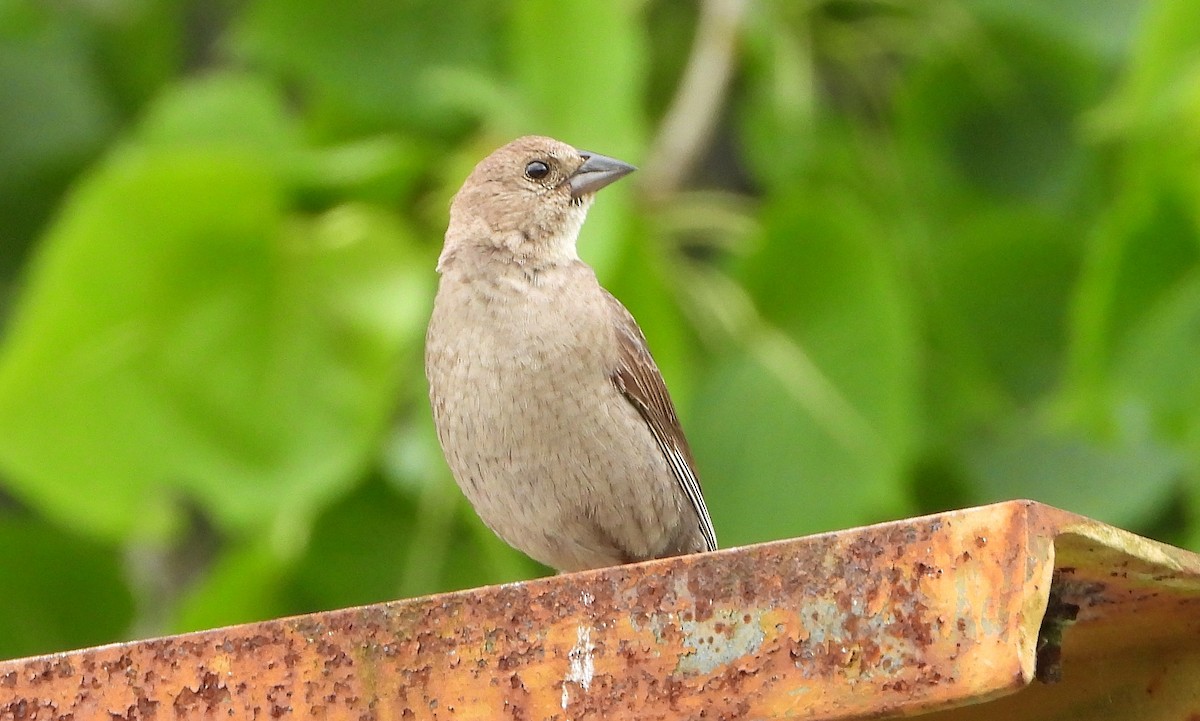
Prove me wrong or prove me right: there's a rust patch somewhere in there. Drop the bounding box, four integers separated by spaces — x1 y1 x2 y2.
1 502 1198 720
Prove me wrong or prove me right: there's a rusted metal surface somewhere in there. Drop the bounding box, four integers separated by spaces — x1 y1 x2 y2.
1 500 1198 720
922 517 1200 720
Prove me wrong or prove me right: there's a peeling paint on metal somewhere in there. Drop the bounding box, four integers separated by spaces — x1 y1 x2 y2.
560 625 595 710
676 608 766 674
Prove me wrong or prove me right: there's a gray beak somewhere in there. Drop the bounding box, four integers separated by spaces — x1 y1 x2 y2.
568 151 636 199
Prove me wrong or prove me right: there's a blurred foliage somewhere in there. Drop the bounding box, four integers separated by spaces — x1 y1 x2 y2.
0 0 1198 660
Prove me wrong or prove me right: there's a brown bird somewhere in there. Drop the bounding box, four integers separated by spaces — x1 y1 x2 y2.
425 135 717 572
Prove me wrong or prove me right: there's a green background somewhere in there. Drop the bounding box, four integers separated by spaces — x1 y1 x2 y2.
2 0 1199 659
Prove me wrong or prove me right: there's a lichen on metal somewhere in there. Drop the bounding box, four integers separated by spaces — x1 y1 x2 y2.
2 500 1198 720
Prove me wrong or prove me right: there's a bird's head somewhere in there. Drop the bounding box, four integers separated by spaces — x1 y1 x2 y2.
442 136 635 271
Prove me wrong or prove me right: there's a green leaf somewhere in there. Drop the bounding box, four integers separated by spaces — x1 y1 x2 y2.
87 0 184 113
287 475 415 612
1066 188 1200 418
1111 272 1200 441
230 0 502 135
289 471 546 613
929 206 1084 403
962 419 1182 529
0 3 118 261
136 72 300 160
1065 0 1200 426
173 542 286 633
137 72 429 203
0 147 429 546
0 514 134 659
692 189 918 543
507 0 645 150
893 20 1099 207
966 0 1142 61
1087 0 1200 154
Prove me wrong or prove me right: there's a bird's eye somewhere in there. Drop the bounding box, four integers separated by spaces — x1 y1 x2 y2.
525 160 550 180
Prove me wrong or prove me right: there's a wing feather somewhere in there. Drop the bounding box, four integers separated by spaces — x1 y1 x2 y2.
604 291 718 553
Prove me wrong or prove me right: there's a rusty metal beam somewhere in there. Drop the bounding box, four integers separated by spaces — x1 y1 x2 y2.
2 500 1199 719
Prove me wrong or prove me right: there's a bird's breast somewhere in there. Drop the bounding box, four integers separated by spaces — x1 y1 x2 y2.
426 267 619 443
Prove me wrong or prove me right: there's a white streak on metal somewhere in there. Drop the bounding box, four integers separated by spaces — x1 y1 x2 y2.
561 624 596 709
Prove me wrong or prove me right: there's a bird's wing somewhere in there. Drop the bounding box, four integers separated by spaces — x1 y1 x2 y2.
603 290 718 553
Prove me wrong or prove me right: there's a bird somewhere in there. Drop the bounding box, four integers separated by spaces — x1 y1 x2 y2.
425 135 717 573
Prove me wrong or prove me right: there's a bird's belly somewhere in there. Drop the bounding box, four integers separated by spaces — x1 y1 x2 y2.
428 315 684 569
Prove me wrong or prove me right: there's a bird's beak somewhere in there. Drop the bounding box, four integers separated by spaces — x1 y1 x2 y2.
568 151 637 199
